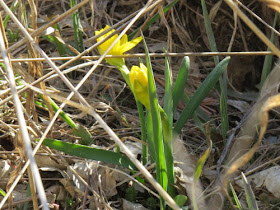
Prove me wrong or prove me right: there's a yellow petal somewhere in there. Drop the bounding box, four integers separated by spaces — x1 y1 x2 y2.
95 26 142 68
120 36 142 53
129 64 149 109
95 25 111 34
120 34 128 46
129 65 139 86
134 80 150 108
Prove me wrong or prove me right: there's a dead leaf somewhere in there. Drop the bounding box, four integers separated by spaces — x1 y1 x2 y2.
235 166 280 198
226 61 280 164
173 138 207 209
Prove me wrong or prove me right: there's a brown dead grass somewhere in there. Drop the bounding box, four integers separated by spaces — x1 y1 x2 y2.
0 0 279 209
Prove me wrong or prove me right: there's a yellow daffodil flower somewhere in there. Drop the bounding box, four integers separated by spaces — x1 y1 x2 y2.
95 25 142 68
129 63 150 109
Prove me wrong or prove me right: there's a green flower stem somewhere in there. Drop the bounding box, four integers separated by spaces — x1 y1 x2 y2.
159 106 175 198
146 110 156 163
117 64 132 90
136 100 148 165
117 64 148 165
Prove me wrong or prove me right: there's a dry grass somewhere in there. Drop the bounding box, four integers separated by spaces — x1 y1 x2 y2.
0 0 279 209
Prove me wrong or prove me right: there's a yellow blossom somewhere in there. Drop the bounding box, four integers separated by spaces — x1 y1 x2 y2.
129 63 150 109
95 25 142 67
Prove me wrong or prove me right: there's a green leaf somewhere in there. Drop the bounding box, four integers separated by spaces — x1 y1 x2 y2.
164 55 173 125
38 94 76 128
70 0 84 52
160 107 175 197
173 56 189 112
0 189 6 197
3 1 19 28
42 138 136 170
260 12 278 89
242 173 259 210
193 145 211 183
162 56 175 196
174 195 188 208
174 56 230 134
43 34 76 57
229 183 242 210
72 124 92 145
142 33 168 208
201 0 229 141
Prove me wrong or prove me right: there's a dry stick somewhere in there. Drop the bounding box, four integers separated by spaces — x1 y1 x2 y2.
233 155 280 181
227 12 237 52
0 0 180 209
0 29 126 107
238 18 249 52
6 0 90 53
0 18 49 210
224 0 280 58
0 51 275 63
236 0 280 37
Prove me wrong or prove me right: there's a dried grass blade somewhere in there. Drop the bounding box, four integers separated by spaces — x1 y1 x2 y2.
223 93 280 191
225 0 280 58
260 0 280 13
0 10 49 210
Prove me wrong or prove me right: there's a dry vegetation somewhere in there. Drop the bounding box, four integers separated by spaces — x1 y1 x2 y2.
0 0 280 209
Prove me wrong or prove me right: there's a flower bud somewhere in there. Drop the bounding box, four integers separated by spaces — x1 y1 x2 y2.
129 64 150 109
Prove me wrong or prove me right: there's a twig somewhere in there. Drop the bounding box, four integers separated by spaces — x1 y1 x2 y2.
0 9 49 210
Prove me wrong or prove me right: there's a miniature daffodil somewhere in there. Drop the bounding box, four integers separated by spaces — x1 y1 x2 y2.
129 63 150 109
95 25 142 67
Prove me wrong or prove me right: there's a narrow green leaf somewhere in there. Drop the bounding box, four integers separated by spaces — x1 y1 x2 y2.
174 56 230 134
229 183 242 210
182 93 210 123
160 107 175 197
39 94 76 128
260 12 278 89
72 124 92 145
0 189 6 197
193 146 211 183
162 56 175 196
164 55 173 125
173 56 189 112
43 34 76 57
242 173 259 210
42 138 137 170
3 1 18 28
201 0 219 64
201 0 229 141
142 33 168 208
70 0 84 52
